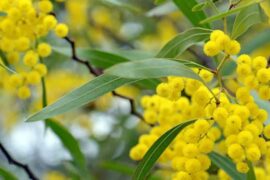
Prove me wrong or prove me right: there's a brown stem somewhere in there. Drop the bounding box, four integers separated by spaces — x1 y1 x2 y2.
64 37 101 76
0 142 38 180
229 0 242 10
111 91 145 121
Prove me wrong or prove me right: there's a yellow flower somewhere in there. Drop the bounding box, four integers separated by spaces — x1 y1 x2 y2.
38 0 53 14
129 144 148 161
38 43 52 58
23 50 39 67
203 41 220 56
17 86 31 99
236 162 249 173
185 158 202 173
224 40 241 55
26 71 41 85
55 23 69 38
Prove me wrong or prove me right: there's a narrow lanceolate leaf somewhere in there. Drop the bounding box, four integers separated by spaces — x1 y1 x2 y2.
46 119 86 170
155 0 167 5
0 166 17 180
53 47 159 89
133 120 195 180
173 0 210 28
105 58 202 81
26 75 137 122
192 2 207 12
200 0 261 24
100 161 134 176
247 161 256 180
0 62 16 74
53 47 129 69
241 29 270 53
209 152 246 180
176 59 215 72
231 4 263 39
113 50 155 60
156 28 212 58
0 11 7 16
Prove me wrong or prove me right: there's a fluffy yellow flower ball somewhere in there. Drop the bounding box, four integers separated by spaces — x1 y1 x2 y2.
55 23 69 38
17 86 31 99
203 41 220 57
129 144 148 161
23 50 39 67
38 43 52 58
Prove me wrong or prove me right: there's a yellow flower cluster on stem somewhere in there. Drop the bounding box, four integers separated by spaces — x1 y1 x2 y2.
0 0 69 99
131 30 270 180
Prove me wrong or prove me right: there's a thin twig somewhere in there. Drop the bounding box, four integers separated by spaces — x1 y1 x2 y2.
111 91 144 120
64 37 101 76
229 0 242 10
0 143 38 180
63 36 145 122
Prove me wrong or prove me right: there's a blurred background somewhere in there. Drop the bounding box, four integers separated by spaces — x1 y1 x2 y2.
0 0 270 179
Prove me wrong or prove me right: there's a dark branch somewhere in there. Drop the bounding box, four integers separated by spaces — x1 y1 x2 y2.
64 37 101 76
111 91 144 120
229 0 241 10
0 142 38 180
63 36 146 123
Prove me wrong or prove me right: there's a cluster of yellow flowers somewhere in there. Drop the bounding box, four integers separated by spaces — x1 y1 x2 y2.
236 54 270 100
203 30 240 56
131 30 270 180
0 0 68 99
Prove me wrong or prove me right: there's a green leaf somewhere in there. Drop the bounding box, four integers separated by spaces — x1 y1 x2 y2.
100 161 134 176
192 2 207 12
53 47 159 89
0 166 17 180
231 4 263 39
221 61 237 76
53 47 129 69
113 50 155 60
26 75 137 122
133 120 195 180
155 0 167 5
105 58 202 81
247 161 256 180
156 27 212 58
46 119 86 170
200 0 261 24
175 58 214 71
26 58 206 122
173 0 210 28
0 62 16 74
241 29 270 53
135 79 160 89
0 11 7 16
209 152 246 180
100 161 162 180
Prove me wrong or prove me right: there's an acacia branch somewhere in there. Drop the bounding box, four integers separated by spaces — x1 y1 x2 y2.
111 91 144 120
64 37 101 76
63 37 145 122
0 142 38 180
